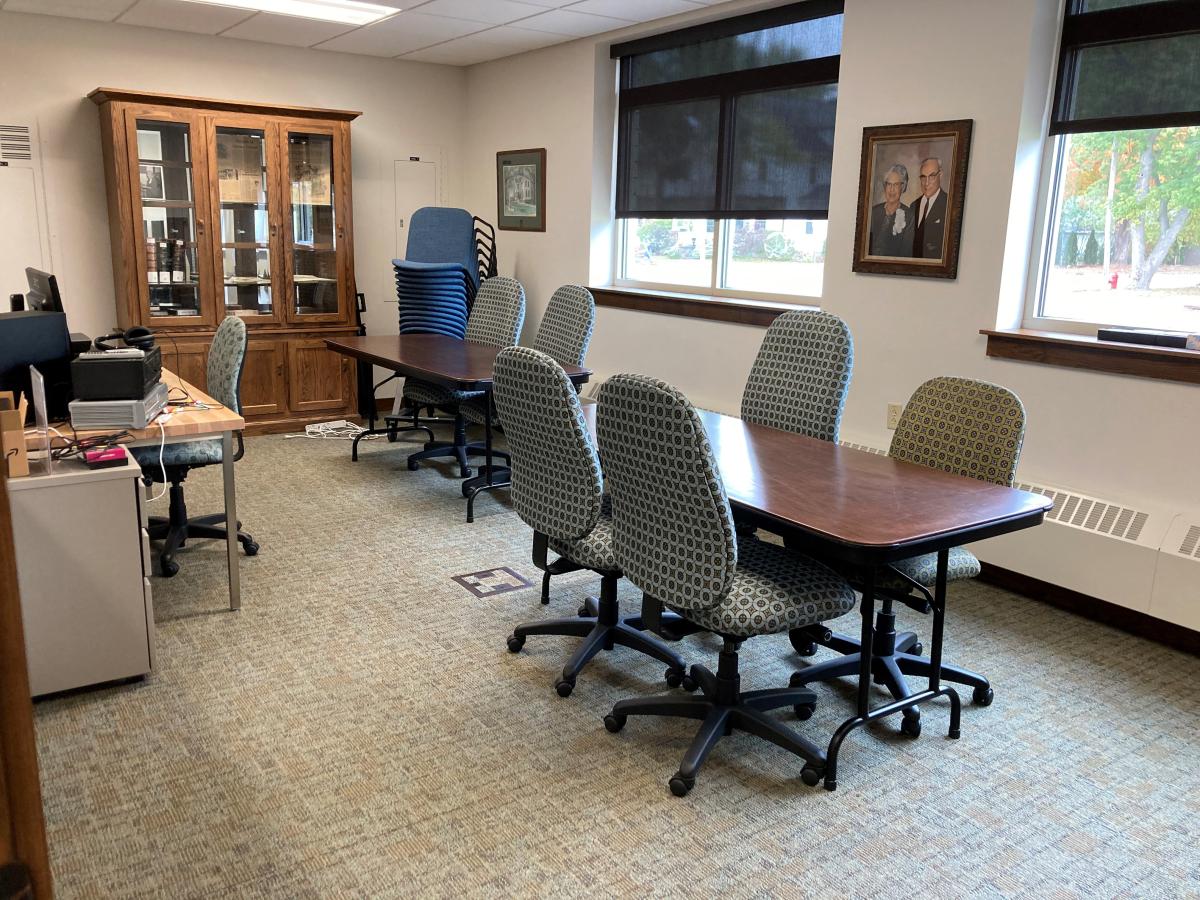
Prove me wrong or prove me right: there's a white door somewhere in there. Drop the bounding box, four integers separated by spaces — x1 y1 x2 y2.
394 157 438 260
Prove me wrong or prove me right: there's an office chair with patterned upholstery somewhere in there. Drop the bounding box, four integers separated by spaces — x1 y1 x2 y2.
788 376 1026 736
596 373 857 796
461 285 596 569
740 309 853 440
132 316 258 578
495 348 688 697
401 276 525 477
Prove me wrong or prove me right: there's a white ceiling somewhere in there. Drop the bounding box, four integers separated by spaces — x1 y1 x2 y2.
0 0 733 66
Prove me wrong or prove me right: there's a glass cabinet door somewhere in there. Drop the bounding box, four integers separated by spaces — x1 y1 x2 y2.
130 113 209 322
284 127 346 322
214 124 277 320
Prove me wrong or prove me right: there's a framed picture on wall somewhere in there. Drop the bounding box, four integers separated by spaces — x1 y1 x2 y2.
852 119 973 279
496 148 546 232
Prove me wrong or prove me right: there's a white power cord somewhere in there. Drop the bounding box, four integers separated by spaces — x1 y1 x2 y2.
284 419 373 440
147 418 168 502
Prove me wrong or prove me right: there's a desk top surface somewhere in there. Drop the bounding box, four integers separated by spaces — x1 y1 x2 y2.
582 404 1050 554
36 369 244 447
325 335 592 389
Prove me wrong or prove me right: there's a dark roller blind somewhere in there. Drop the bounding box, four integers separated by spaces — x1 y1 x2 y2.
1052 0 1200 134
612 1 843 219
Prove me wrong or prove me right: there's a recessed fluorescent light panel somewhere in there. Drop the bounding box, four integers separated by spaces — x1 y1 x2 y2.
178 0 399 26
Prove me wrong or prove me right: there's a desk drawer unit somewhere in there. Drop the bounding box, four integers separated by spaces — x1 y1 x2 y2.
8 458 154 696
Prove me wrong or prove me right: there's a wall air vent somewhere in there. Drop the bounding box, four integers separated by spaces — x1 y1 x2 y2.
1015 482 1150 542
0 124 33 161
840 441 886 455
1175 524 1200 559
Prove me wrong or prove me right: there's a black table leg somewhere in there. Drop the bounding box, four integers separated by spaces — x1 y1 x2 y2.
822 558 961 791
462 388 511 522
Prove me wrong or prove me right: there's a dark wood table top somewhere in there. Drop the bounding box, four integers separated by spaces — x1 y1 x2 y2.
325 335 592 390
582 404 1051 562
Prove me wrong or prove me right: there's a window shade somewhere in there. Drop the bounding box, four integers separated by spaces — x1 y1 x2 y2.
1051 0 1200 134
612 1 843 219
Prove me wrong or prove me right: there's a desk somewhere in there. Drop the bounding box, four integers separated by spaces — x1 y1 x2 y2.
325 335 592 522
39 369 246 611
583 403 1051 788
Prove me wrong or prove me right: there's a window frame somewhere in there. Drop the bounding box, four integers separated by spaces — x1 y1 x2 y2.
612 218 824 305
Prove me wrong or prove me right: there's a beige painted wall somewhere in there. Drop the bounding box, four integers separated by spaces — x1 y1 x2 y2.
0 11 467 342
465 0 1200 514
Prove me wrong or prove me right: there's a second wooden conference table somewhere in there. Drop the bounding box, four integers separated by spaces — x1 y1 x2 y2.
580 402 1050 790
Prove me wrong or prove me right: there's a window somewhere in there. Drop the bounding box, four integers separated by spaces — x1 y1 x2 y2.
611 2 842 300
1030 0 1200 333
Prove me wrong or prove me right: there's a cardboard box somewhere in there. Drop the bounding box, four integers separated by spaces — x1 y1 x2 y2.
0 391 30 477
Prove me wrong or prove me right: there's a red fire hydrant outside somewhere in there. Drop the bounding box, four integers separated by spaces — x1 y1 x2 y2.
1109 272 1119 289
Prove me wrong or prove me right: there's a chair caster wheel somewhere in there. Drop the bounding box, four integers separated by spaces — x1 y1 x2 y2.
406 458 420 471
461 468 473 480
910 642 923 656
160 559 179 578
506 634 525 653
555 677 575 697
664 667 685 688
243 541 259 556
800 766 822 788
788 671 805 689
789 630 818 657
794 703 815 721
972 685 994 706
668 774 694 797
603 714 626 733
900 713 922 738
577 603 589 617
681 673 699 692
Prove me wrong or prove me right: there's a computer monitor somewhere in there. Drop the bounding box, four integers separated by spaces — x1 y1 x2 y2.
0 310 71 421
25 268 63 313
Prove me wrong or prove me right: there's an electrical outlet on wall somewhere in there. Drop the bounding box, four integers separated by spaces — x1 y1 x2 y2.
887 403 904 430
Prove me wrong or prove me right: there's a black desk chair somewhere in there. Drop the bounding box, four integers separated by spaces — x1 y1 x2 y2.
131 317 257 577
495 347 689 697
596 373 857 796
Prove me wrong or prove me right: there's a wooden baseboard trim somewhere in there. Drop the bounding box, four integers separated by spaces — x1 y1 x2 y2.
978 562 1199 656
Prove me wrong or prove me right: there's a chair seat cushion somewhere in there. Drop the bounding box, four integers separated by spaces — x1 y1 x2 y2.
403 378 484 408
878 547 981 590
130 438 223 472
668 537 856 638
549 505 618 574
460 395 497 426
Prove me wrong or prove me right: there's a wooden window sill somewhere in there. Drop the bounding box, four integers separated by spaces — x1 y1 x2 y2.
981 328 1200 384
590 286 807 327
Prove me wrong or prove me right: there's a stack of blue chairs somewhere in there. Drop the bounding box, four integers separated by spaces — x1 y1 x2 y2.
393 207 479 338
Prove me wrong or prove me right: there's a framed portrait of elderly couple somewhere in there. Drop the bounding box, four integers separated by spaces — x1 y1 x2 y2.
852 119 973 279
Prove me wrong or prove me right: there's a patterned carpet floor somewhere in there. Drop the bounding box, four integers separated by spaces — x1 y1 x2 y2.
32 433 1200 898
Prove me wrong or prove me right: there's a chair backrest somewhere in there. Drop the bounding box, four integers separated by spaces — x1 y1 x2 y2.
465 276 526 346
597 374 737 615
889 376 1026 486
405 207 478 288
533 285 595 368
492 347 603 541
206 316 247 414
740 309 853 442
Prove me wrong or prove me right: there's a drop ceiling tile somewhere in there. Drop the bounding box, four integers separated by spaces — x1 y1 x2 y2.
315 11 487 57
401 25 561 65
221 12 357 46
515 8 633 36
117 0 253 34
568 0 700 21
414 0 545 26
3 0 133 20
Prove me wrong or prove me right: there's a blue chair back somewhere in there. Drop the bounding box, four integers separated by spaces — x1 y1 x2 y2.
405 207 478 289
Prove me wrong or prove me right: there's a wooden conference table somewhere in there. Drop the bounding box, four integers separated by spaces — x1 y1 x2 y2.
581 402 1051 789
36 369 246 611
325 335 592 521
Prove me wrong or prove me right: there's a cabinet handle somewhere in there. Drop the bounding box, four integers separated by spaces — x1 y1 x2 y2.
270 223 278 238
197 219 206 236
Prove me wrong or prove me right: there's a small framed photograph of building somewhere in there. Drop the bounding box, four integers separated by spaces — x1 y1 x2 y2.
496 148 546 232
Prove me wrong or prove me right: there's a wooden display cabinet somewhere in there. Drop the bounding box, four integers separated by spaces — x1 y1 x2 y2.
90 88 363 433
